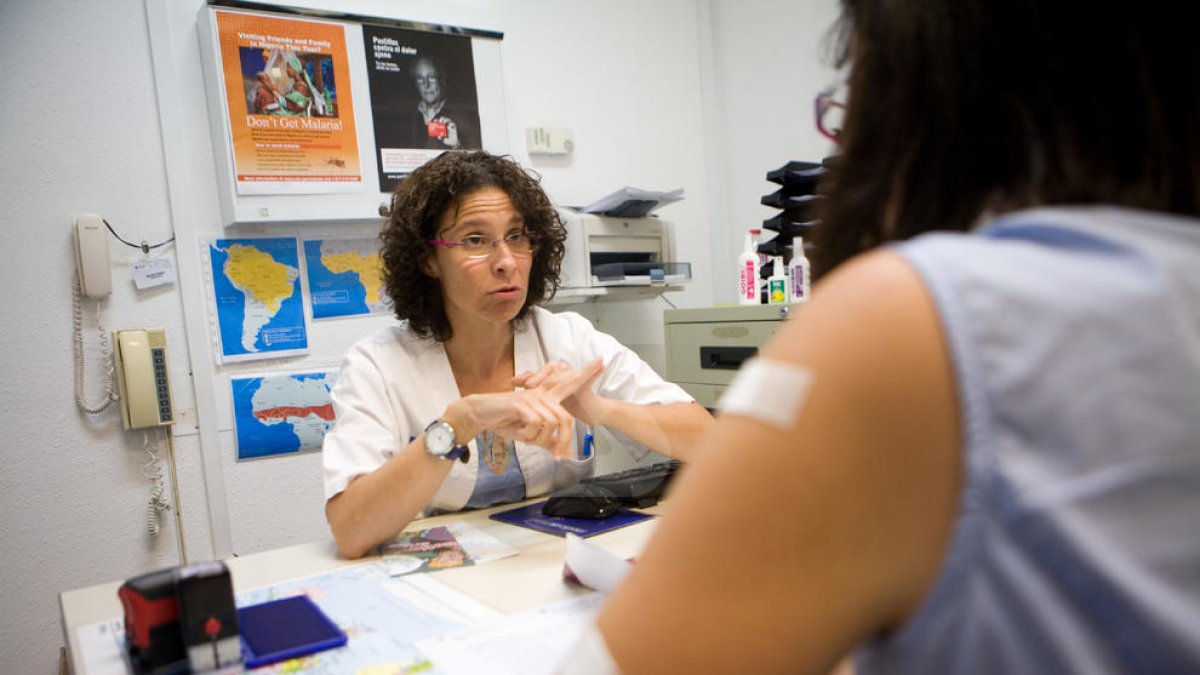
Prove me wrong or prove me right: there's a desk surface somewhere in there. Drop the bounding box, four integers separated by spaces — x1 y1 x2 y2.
60 500 661 675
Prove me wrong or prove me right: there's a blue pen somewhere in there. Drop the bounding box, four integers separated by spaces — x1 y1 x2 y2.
581 431 594 459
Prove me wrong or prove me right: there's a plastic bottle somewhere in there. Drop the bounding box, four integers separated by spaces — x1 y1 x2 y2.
788 236 811 303
737 231 760 305
767 256 788 304
750 228 768 269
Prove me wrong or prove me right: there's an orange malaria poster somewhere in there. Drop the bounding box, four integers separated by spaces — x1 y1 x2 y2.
213 10 361 194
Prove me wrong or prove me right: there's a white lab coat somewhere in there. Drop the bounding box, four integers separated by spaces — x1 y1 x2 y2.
322 307 694 516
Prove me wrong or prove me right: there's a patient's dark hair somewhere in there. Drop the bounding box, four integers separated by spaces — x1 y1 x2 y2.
813 0 1200 278
380 151 566 341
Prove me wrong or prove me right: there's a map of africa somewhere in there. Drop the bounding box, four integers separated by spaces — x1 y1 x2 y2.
303 238 389 319
231 371 337 459
209 237 308 361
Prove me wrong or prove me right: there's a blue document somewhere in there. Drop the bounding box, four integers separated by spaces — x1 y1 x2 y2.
489 501 652 538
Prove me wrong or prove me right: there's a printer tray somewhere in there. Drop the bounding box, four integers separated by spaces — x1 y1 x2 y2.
591 261 692 286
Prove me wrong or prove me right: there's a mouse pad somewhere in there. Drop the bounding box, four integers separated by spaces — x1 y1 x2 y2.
489 501 652 538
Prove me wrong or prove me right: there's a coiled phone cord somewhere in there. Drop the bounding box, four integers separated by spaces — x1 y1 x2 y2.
72 271 117 414
143 430 172 537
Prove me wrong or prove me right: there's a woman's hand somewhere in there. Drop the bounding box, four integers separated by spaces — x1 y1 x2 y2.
447 360 604 459
511 358 608 425
458 389 574 458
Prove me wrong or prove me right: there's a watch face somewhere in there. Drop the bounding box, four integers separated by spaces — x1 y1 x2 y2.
425 421 455 457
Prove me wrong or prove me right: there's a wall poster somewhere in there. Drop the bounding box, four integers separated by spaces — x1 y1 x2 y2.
206 236 309 363
364 25 484 192
230 370 337 460
212 9 362 194
301 237 389 319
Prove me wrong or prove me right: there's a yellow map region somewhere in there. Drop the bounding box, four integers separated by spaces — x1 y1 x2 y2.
322 252 384 305
225 244 296 312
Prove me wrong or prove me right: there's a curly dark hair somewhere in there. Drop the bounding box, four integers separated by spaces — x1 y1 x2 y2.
380 151 566 341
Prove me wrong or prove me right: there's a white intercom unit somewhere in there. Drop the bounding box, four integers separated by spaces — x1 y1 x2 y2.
526 127 575 155
112 328 175 430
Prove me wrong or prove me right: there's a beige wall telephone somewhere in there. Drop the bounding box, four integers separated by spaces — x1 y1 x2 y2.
112 328 175 430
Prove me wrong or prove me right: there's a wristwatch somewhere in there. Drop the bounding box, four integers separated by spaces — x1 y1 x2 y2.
423 419 469 463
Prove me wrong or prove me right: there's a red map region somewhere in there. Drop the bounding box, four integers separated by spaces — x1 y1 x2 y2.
254 404 335 422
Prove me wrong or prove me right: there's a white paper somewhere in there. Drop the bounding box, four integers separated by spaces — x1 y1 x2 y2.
564 533 633 593
448 520 519 564
132 256 177 290
581 187 684 215
74 618 128 675
387 573 503 624
417 593 605 675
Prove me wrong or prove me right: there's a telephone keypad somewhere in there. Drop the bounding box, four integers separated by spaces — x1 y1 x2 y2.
151 347 172 423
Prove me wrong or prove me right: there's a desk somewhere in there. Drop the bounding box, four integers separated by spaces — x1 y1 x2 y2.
60 501 661 675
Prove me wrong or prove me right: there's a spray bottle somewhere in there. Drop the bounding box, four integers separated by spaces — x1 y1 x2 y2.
737 231 760 305
768 256 788 304
788 236 811 303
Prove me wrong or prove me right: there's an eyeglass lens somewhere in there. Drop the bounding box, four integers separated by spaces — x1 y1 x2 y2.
462 234 533 258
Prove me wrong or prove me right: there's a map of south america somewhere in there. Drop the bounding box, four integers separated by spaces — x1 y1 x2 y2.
224 244 300 351
209 237 308 361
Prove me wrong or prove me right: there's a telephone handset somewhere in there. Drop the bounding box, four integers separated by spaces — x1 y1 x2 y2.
74 214 111 299
113 328 175 430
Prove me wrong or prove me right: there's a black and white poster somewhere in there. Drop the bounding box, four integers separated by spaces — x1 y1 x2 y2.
364 26 483 192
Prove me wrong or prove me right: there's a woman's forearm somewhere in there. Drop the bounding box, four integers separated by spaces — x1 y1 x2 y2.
325 438 454 558
592 400 713 461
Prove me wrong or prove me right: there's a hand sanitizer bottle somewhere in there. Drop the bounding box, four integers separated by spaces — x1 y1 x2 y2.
768 256 788 304
788 236 811 303
737 231 760 305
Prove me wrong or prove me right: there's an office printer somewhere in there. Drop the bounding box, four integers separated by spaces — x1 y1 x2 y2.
556 206 692 291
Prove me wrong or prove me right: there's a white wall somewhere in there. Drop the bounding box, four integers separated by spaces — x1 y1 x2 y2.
0 2 211 673
704 0 842 302
0 0 838 672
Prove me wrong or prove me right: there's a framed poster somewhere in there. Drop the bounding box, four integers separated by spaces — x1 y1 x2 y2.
197 2 509 226
211 9 362 194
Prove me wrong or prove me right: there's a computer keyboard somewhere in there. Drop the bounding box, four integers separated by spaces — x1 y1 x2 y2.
573 459 683 508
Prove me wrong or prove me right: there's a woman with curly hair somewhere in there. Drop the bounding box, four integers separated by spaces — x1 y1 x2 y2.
322 151 711 558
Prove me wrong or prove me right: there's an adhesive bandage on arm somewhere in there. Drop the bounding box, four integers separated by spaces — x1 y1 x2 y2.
717 357 814 430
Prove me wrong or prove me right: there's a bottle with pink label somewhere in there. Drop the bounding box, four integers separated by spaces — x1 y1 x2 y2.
737 231 760 304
